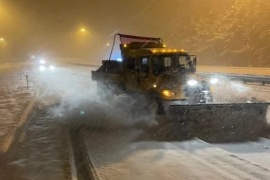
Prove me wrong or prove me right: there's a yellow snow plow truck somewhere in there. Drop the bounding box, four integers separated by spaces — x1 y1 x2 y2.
91 33 269 142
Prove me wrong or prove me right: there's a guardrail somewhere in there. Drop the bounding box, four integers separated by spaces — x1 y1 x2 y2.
198 72 270 86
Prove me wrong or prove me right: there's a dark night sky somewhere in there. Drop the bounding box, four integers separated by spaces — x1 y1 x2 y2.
0 0 237 64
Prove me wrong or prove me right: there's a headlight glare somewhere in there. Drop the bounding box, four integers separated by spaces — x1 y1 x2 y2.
39 59 46 64
187 80 198 86
49 65 55 71
39 65 46 71
210 78 218 84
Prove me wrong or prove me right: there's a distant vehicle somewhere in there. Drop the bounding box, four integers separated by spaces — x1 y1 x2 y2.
91 34 269 141
31 56 55 72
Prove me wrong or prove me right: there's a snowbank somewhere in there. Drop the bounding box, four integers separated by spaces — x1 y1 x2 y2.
0 64 36 152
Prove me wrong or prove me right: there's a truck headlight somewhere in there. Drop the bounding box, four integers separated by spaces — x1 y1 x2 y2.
210 78 218 84
162 90 175 97
187 80 198 86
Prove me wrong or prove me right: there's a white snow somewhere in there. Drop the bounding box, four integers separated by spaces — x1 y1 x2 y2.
84 130 270 180
212 80 270 103
0 63 35 152
1 62 270 179
215 138 270 170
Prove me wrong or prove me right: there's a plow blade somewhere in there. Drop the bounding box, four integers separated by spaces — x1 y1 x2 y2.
168 103 270 142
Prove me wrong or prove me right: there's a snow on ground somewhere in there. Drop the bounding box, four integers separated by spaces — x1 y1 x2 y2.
5 104 70 180
84 130 270 180
1 63 270 179
213 79 270 103
0 64 36 152
215 138 270 170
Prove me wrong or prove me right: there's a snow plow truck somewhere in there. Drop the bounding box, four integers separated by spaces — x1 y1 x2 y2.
91 33 270 142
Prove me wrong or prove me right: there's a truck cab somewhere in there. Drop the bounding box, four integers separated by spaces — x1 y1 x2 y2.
92 41 212 106
120 42 212 104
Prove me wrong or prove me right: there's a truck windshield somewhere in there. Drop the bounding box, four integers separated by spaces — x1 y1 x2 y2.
152 54 193 75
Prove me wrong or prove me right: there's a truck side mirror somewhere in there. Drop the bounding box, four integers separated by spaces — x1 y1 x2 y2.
189 55 197 71
191 57 197 66
193 59 197 66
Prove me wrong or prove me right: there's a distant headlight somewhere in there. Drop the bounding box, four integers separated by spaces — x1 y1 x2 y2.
162 89 175 97
39 59 46 64
210 78 218 84
187 80 198 86
39 65 46 71
49 65 55 71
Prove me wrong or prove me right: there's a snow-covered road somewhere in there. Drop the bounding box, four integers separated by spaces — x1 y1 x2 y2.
216 138 270 170
1 63 270 179
84 130 270 180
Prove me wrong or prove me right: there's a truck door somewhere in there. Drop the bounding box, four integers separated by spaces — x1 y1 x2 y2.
125 57 140 91
125 57 151 92
138 57 151 91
